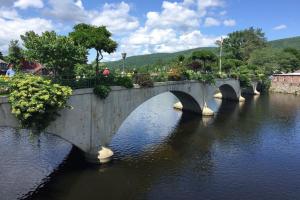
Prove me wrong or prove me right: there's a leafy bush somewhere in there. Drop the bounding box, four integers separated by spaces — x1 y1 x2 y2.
214 72 228 79
93 85 111 99
133 73 154 87
183 70 200 80
152 72 168 82
200 74 216 84
0 75 10 95
168 68 185 81
8 74 72 132
115 76 134 88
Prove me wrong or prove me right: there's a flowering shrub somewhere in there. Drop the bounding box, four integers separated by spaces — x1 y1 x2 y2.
0 75 10 95
8 74 72 132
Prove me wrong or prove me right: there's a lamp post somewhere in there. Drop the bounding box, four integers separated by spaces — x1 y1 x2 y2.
219 37 223 75
121 52 127 75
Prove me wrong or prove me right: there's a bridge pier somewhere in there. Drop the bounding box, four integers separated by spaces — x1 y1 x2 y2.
85 146 114 164
0 79 243 165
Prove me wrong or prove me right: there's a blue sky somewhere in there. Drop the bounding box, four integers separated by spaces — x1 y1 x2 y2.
0 0 299 61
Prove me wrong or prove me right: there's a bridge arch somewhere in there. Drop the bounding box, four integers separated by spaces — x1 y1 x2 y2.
0 79 242 163
219 84 239 101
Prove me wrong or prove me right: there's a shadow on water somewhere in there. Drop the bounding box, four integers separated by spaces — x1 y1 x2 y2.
3 93 300 200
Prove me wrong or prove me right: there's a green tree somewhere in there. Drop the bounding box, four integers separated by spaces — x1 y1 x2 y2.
21 31 87 77
248 48 280 75
191 50 217 72
0 51 4 60
69 23 117 71
223 27 267 61
277 51 300 73
8 40 23 70
222 58 244 73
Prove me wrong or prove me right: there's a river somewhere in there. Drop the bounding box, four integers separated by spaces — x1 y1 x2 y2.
1 93 300 200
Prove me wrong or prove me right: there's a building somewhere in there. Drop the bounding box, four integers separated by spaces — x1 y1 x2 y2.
0 59 8 75
270 70 300 95
21 60 43 74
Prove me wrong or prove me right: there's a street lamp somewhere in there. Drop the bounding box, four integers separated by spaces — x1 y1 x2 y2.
121 52 127 75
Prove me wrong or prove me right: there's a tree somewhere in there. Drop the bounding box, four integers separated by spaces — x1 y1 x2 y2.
177 55 185 63
191 50 217 72
248 48 280 75
223 27 267 61
21 31 87 77
222 58 244 73
0 51 4 60
277 51 300 73
69 23 117 71
8 40 23 70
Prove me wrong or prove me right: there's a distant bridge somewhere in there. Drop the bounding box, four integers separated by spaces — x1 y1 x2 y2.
0 79 253 163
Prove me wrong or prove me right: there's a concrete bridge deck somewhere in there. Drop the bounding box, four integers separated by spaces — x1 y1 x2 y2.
0 79 244 163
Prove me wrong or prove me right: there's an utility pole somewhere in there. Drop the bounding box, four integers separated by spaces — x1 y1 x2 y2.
219 37 223 75
121 52 127 76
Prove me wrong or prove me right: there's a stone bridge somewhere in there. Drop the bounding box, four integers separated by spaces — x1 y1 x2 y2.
0 79 243 163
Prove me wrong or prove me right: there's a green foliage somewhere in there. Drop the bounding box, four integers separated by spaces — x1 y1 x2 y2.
168 68 184 81
0 75 10 95
191 50 218 71
21 31 87 77
269 36 300 50
133 73 154 87
106 47 218 69
75 63 95 78
7 40 23 71
177 55 185 62
152 72 168 82
0 51 4 60
115 76 134 88
183 70 216 84
70 23 118 70
93 85 111 99
223 27 267 61
8 74 72 132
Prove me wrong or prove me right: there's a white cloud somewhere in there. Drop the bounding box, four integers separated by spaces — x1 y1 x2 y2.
46 1 139 33
14 0 44 9
103 0 225 61
223 19 236 26
46 0 87 22
145 1 200 30
273 24 287 30
204 17 221 27
0 8 53 54
90 2 139 33
197 0 224 16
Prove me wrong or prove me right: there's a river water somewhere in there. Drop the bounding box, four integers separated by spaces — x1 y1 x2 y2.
1 93 300 200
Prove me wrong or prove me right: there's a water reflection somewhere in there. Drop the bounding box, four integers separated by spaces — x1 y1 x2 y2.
1 92 300 200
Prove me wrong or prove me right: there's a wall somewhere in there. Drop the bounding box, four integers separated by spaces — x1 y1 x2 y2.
270 75 300 95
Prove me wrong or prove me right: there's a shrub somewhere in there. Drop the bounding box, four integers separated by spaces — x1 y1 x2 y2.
134 73 154 87
8 74 72 132
152 72 168 82
200 74 216 84
168 68 184 81
93 85 111 99
115 76 134 88
0 75 10 95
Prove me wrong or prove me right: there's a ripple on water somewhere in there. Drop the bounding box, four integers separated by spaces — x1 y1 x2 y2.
0 127 72 200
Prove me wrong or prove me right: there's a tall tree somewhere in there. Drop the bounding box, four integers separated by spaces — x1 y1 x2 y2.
223 27 267 61
191 50 217 72
21 31 87 77
8 40 23 70
69 23 118 72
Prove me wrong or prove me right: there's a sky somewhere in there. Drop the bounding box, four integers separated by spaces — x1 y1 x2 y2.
0 0 299 62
